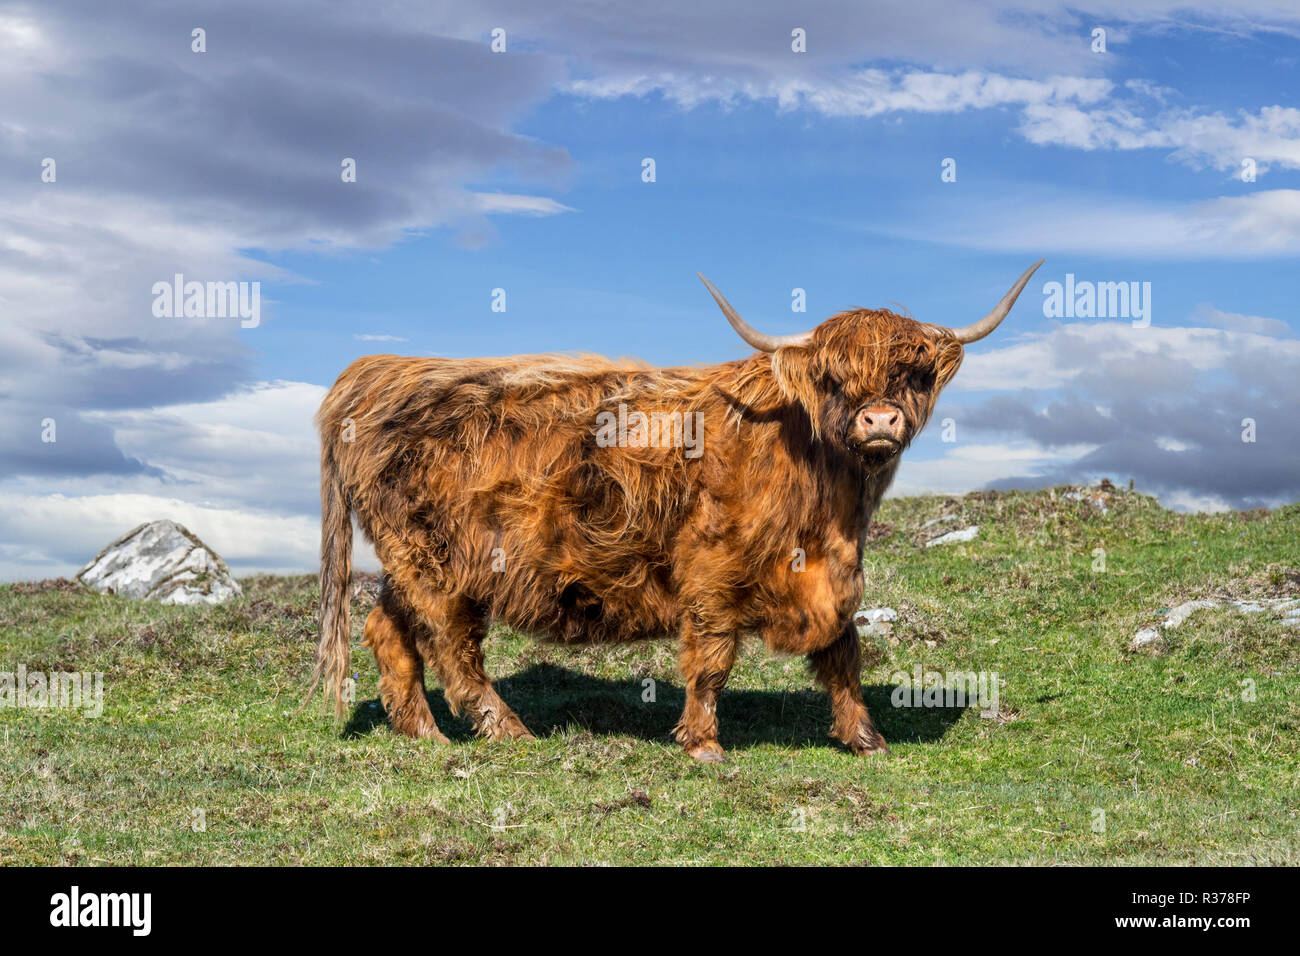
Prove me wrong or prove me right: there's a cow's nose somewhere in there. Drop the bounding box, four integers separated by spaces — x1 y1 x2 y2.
860 407 899 428
858 405 904 443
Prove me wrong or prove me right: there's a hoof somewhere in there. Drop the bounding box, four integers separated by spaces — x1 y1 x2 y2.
687 743 729 763
481 713 535 742
400 718 449 744
850 741 890 757
838 724 890 756
846 734 890 756
417 721 451 745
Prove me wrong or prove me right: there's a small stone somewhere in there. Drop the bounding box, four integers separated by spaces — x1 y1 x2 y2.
855 606 898 624
926 525 979 547
854 606 897 640
1130 627 1162 650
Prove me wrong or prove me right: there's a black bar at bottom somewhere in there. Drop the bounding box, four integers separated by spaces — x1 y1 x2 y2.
0 864 1280 942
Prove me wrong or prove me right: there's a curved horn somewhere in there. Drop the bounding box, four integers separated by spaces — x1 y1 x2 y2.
941 259 1045 344
698 273 814 352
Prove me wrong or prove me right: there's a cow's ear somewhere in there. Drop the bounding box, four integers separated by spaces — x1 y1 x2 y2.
934 339 964 390
770 346 825 435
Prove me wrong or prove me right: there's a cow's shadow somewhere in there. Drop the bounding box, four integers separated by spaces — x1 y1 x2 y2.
342 661 965 751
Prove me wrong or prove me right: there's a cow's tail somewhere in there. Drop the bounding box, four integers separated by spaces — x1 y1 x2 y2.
306 439 353 717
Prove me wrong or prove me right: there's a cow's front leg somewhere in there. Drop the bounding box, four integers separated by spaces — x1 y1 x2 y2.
808 622 889 756
673 622 739 763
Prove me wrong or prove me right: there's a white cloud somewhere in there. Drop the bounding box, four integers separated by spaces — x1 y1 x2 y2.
954 319 1300 393
1020 102 1300 174
473 192 575 216
83 381 327 515
550 6 1300 179
1189 303 1293 337
953 334 1086 392
572 69 1113 118
516 0 1300 95
886 189 1300 259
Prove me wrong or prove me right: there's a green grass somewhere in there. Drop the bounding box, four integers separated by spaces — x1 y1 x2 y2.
2 486 1297 865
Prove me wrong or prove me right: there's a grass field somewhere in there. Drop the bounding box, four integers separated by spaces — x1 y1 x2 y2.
2 485 1297 865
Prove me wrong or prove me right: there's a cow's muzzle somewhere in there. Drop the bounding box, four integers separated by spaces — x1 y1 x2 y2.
857 405 904 442
852 405 905 460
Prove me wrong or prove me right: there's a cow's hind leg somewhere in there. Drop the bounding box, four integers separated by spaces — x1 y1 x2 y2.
363 603 449 743
414 591 533 742
673 623 739 763
809 623 888 755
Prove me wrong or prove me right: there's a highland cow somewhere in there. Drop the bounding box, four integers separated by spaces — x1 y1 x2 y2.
310 261 1042 760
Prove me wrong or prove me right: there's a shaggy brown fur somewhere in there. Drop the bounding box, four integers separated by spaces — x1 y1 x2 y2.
311 307 965 760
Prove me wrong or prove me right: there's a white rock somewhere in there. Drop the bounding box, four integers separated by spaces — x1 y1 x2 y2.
77 520 242 606
926 525 979 547
1135 595 1300 644
855 606 898 624
1156 597 1300 629
1162 600 1219 628
1231 597 1300 615
1130 628 1162 650
854 607 897 639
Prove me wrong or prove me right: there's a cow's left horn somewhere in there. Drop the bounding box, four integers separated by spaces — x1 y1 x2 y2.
698 273 815 352
940 259 1045 344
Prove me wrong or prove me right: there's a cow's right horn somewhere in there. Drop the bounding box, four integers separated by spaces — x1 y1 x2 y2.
939 259 1045 344
698 273 815 352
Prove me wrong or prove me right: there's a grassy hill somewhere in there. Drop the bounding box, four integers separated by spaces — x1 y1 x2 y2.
2 485 1297 865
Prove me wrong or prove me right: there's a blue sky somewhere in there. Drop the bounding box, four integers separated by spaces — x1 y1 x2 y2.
2 0 1298 578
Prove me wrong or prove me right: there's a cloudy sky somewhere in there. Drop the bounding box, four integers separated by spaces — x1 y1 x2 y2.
2 0 1298 579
